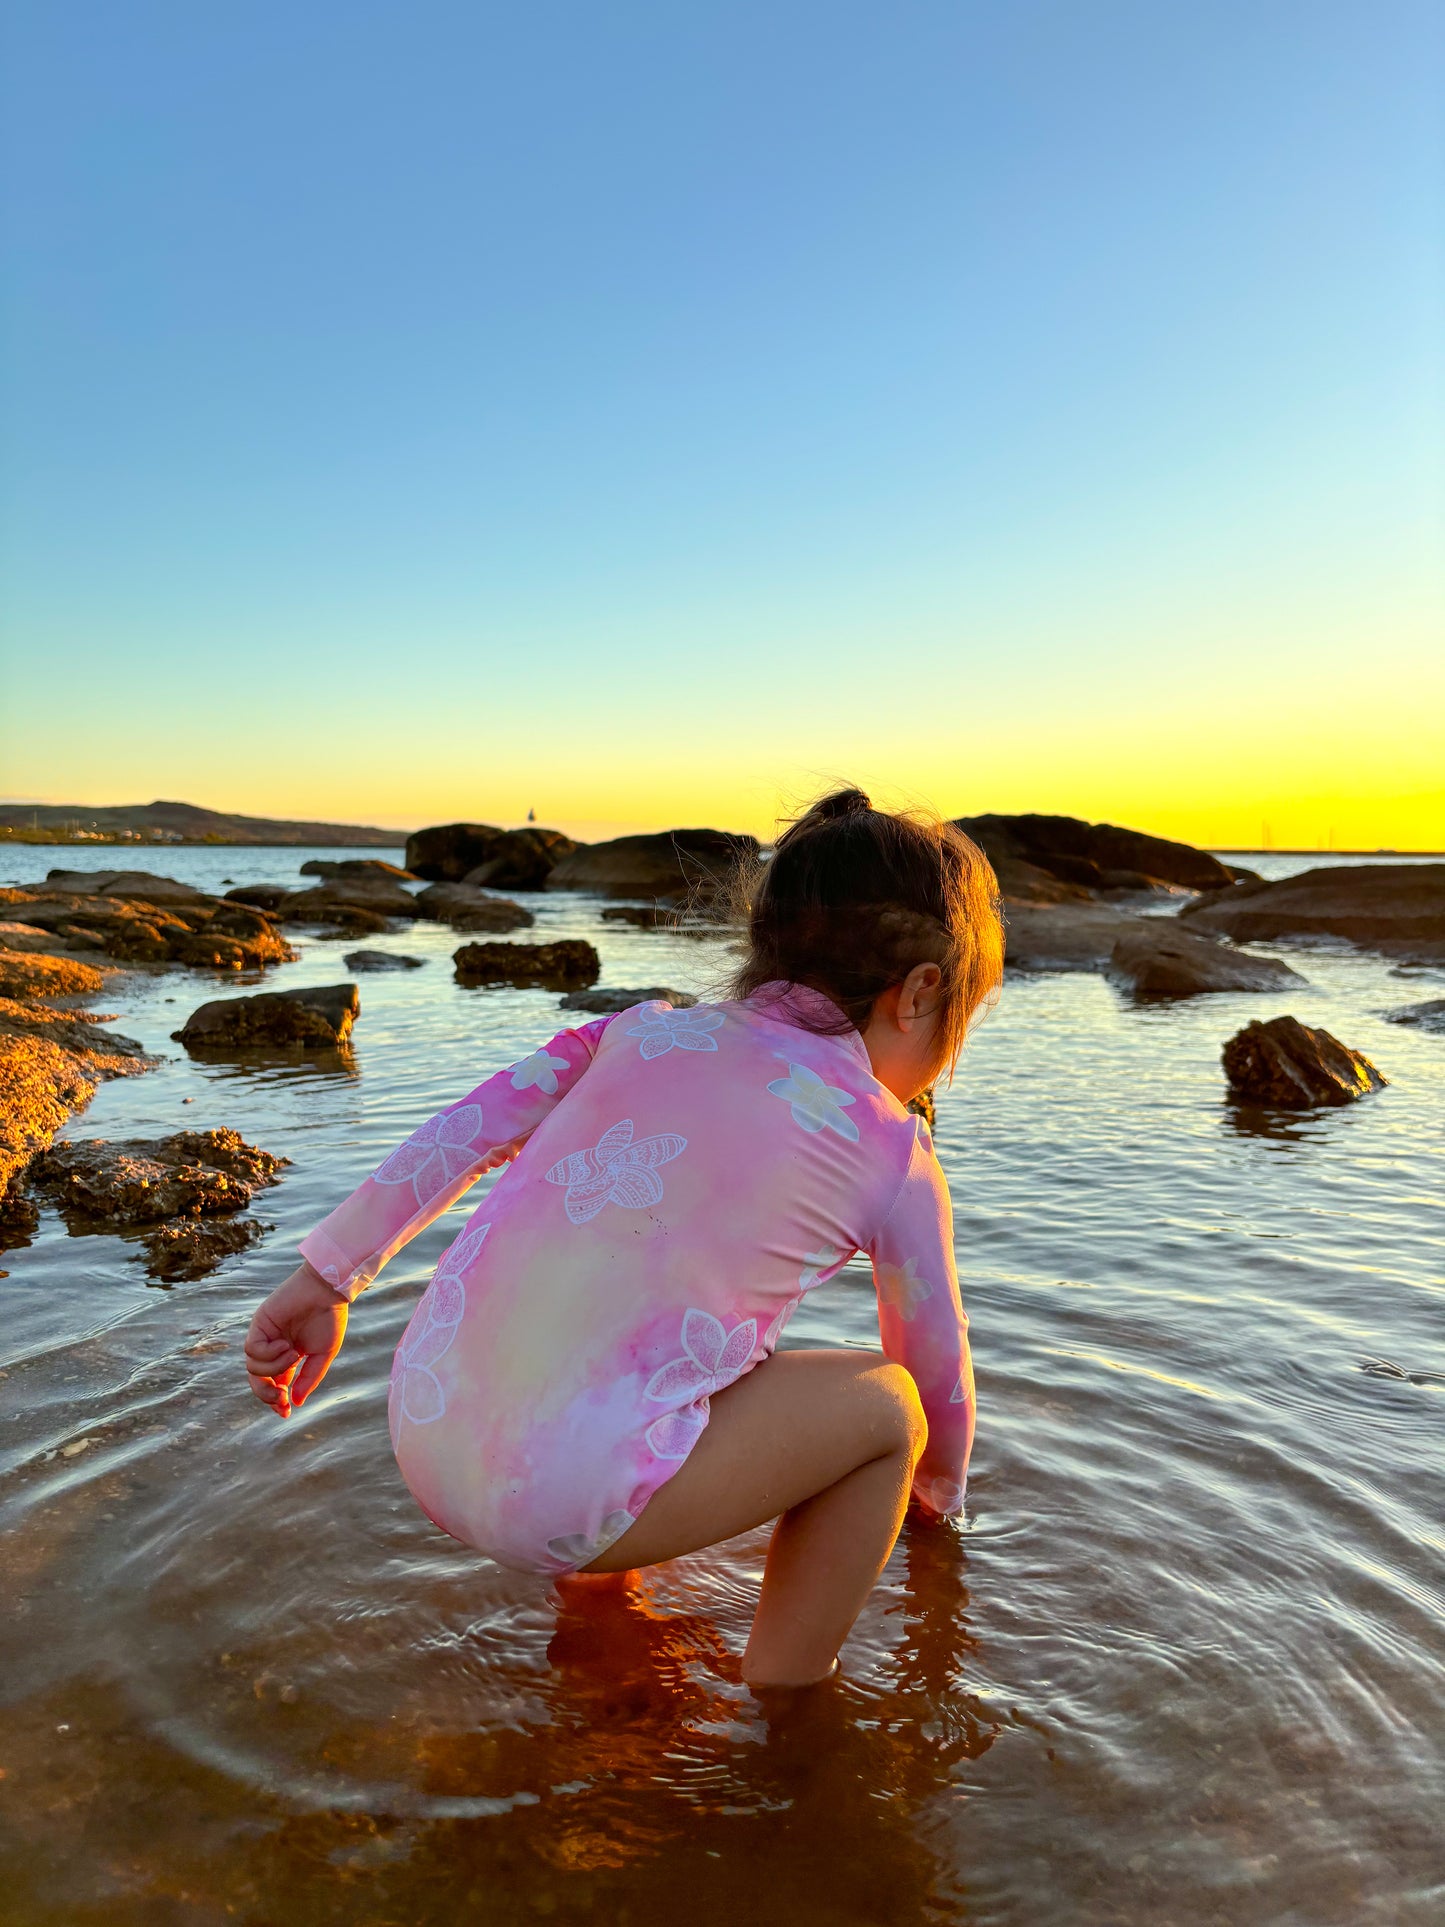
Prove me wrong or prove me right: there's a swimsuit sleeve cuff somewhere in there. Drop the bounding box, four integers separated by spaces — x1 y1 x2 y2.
912 1471 966 1518
298 1230 374 1304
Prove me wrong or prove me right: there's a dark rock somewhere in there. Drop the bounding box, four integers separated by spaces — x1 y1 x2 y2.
461 828 577 891
224 884 292 911
1381 998 1445 1034
143 1215 267 1283
413 882 535 930
453 941 600 991
1222 1016 1387 1107
545 829 758 903
0 887 294 973
174 984 360 1049
0 1178 39 1253
297 902 391 936
954 815 1234 896
404 823 507 883
1182 864 1445 951
600 905 674 928
279 879 422 921
1003 903 1139 972
343 949 426 971
906 1088 936 1131
298 858 415 880
558 986 698 1013
34 1129 287 1226
1108 925 1307 999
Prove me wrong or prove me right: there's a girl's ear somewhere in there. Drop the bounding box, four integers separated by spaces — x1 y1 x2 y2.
897 961 942 1026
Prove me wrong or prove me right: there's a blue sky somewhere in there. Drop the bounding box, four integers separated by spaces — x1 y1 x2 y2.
2 1 1441 844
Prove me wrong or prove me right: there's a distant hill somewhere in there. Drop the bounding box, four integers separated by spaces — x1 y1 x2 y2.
0 798 406 846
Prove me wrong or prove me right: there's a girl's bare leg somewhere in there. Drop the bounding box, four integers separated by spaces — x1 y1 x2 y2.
584 1349 927 1688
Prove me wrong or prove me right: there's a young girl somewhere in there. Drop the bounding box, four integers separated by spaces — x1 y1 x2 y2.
244 790 1003 1688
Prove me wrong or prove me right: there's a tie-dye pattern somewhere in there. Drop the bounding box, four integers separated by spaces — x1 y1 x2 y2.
300 986 974 1573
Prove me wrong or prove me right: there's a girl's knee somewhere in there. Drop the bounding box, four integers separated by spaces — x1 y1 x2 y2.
868 1362 929 1461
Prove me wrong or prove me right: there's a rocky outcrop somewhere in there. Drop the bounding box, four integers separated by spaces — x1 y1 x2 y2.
343 949 425 971
462 828 577 891
0 1035 98 1197
278 878 422 922
1222 1016 1387 1107
558 986 698 1013
0 922 70 952
1181 864 1445 954
405 823 505 882
0 998 149 1076
453 941 600 990
43 868 212 904
1108 925 1306 999
545 829 758 903
173 984 360 1049
0 885 293 972
1003 903 1140 973
599 905 675 928
413 883 535 931
32 1128 286 1281
1381 998 1445 1034
0 948 109 999
224 884 291 912
299 859 414 880
955 815 1235 896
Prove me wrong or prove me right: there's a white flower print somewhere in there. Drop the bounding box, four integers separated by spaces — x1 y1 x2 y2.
545 1118 687 1226
509 1046 570 1095
799 1243 846 1290
389 1219 490 1430
876 1255 934 1323
766 1061 860 1142
644 1308 757 1458
373 1103 486 1206
625 1002 726 1060
546 1509 636 1569
922 1476 964 1516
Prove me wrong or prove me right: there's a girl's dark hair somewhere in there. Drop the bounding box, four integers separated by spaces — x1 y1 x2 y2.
730 788 1004 1076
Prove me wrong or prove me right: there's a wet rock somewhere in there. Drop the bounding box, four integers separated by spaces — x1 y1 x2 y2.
173 984 360 1049
954 815 1234 896
1182 863 1445 952
1003 903 1139 973
405 822 507 883
1381 997 1445 1034
343 949 426 972
291 900 391 936
461 827 578 891
44 868 212 905
279 879 421 922
0 888 294 973
1108 925 1306 998
0 1035 97 1196
35 1129 286 1226
143 1216 269 1282
299 858 415 880
0 949 109 999
224 884 291 912
0 1178 39 1252
0 997 150 1075
1222 1016 1387 1107
558 986 698 1013
454 941 600 991
545 830 759 903
413 883 535 930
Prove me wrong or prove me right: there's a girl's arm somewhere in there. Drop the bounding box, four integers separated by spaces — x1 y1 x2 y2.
243 1016 614 1417
300 1015 615 1300
867 1119 975 1516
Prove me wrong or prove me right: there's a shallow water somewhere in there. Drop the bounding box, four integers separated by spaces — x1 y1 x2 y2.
2 846 1442 1925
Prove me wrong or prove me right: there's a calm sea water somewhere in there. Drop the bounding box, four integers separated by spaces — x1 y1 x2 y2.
1 846 1442 1925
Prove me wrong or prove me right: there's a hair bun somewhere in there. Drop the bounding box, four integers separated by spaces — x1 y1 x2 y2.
812 788 873 821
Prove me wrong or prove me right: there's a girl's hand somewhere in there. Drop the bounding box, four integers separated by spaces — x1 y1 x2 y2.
244 1263 349 1418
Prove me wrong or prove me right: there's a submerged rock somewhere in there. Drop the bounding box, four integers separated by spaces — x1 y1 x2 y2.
343 949 426 971
558 986 698 1013
1108 925 1306 998
174 983 360 1049
1381 997 1445 1034
413 883 534 930
1182 864 1445 953
545 829 758 904
1222 1016 1387 1107
454 940 600 991
954 814 1235 896
143 1215 268 1283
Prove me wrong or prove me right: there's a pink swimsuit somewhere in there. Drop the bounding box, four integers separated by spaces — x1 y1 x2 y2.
301 983 975 1573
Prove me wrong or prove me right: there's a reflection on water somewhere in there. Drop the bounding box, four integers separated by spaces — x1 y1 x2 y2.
1 846 1443 1923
